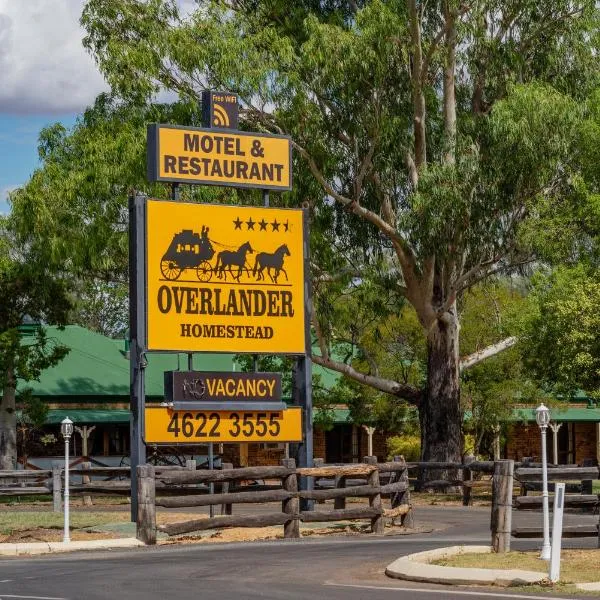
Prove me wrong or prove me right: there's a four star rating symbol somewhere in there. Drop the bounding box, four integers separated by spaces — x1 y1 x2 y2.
233 216 291 233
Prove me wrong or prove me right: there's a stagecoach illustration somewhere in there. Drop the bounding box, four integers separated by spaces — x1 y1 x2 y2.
160 227 215 282
160 226 290 283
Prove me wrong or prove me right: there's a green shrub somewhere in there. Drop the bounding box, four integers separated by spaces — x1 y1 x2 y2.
387 435 421 461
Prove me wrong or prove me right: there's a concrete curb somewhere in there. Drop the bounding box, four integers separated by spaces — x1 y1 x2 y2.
0 538 144 556
385 545 547 587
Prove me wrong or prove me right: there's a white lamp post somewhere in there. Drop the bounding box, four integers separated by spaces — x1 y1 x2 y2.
535 403 551 560
61 417 74 544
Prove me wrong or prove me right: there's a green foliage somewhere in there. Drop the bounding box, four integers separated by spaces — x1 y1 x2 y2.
234 354 336 430
70 281 129 339
520 266 600 399
386 434 421 462
17 390 49 430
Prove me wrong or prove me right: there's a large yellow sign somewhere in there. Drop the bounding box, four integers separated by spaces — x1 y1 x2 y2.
147 124 292 191
144 407 302 443
146 200 306 354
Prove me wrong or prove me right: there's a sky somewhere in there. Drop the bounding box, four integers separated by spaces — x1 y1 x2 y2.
0 0 109 213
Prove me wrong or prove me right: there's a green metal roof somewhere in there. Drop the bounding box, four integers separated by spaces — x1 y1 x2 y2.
45 409 131 425
18 326 236 398
511 407 600 423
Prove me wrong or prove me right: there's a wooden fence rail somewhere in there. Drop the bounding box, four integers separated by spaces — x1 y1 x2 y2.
139 456 413 544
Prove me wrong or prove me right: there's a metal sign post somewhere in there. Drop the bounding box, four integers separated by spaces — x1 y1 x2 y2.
129 192 147 521
297 208 313 509
549 483 565 582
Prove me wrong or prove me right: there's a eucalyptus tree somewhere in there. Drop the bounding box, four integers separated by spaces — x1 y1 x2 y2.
23 0 600 462
0 219 70 469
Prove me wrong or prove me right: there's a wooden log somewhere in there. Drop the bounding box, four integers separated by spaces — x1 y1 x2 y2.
221 463 233 515
365 456 384 534
333 475 346 510
379 481 409 495
0 470 51 479
281 458 299 539
515 467 599 481
159 512 290 536
384 505 411 518
52 462 61 513
0 487 51 496
296 464 376 478
376 462 415 473
463 455 474 506
515 495 599 509
136 464 156 545
520 481 582 493
298 484 375 501
491 460 514 553
300 507 383 523
81 461 93 507
75 467 131 476
391 456 413 527
413 479 465 488
228 484 283 493
512 525 598 539
157 489 293 508
158 465 293 484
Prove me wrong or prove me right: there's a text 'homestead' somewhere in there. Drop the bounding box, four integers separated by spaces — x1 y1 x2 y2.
146 200 307 354
147 124 292 191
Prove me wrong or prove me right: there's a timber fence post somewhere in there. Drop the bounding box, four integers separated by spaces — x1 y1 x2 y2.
334 473 346 510
313 458 324 503
364 456 384 534
52 461 62 513
463 455 474 507
82 461 93 507
491 459 513 553
281 458 299 539
394 456 414 528
137 464 156 545
221 462 233 515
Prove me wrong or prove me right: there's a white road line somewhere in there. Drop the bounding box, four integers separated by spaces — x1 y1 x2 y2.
0 595 67 599
325 582 576 600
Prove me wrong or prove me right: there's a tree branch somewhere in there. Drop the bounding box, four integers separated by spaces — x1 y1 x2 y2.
311 354 421 403
408 0 426 168
459 337 517 372
291 140 399 241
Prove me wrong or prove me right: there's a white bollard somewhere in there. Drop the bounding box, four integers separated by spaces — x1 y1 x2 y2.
549 483 565 583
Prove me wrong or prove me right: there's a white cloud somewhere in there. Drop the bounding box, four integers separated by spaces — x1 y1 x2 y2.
0 0 108 114
0 184 19 214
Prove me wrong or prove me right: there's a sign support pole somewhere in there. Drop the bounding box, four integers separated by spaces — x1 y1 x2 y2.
129 191 147 521
297 207 313 510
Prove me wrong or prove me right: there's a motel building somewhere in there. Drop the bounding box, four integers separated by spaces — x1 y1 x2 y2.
15 325 389 470
504 395 600 466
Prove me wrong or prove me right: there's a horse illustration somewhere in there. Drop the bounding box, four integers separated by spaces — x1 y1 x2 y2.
253 244 290 284
215 241 254 281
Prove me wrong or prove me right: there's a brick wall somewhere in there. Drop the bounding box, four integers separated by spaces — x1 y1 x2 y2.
506 421 598 465
313 428 326 461
505 423 542 462
574 423 597 464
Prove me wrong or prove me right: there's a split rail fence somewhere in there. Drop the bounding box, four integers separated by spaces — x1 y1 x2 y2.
136 456 412 544
512 465 600 544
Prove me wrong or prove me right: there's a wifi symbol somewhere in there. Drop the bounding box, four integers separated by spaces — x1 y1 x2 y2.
213 104 230 128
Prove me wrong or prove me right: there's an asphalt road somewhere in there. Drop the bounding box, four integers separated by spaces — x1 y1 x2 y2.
0 506 596 600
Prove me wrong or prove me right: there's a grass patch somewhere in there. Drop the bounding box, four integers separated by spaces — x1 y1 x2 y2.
434 550 600 584
0 511 130 534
